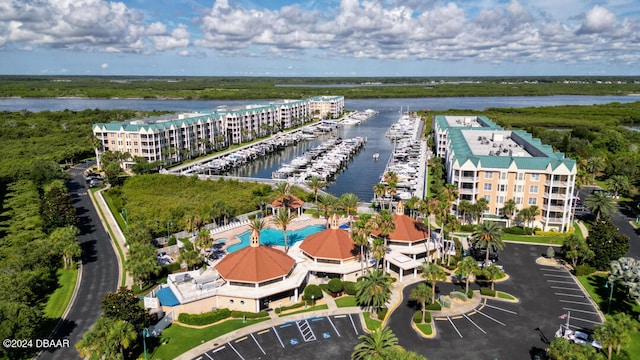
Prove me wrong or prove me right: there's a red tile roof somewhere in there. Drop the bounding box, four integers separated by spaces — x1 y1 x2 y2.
300 228 356 260
215 246 295 283
271 194 305 209
378 215 429 242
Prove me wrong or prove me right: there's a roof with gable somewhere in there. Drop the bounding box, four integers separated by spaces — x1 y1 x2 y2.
214 245 295 283
271 194 305 209
300 228 356 260
373 214 430 242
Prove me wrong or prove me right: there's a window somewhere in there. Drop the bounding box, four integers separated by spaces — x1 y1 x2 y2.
501 172 508 180
514 185 524 193
515 197 523 205
497 196 505 204
484 171 494 179
240 300 245 305
483 183 492 191
499 184 507 192
528 197 538 206
529 185 539 194
229 299 234 304
530 173 540 181
483 195 491 202
517 173 525 181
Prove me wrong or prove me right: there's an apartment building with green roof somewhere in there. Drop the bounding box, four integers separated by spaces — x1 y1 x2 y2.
433 115 577 232
92 96 344 166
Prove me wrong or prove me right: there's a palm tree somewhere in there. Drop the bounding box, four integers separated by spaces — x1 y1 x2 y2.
595 319 618 360
457 200 473 225
274 182 292 209
351 219 370 275
317 193 338 225
306 176 326 204
471 198 489 224
351 327 400 360
385 181 397 210
272 210 296 253
471 221 505 263
370 237 387 270
195 228 212 252
249 217 266 232
421 262 447 304
457 256 479 294
439 183 459 221
109 318 138 359
405 196 420 219
609 313 635 355
502 199 517 227
483 263 504 290
410 283 432 323
179 249 201 270
354 269 393 319
370 210 395 269
584 191 616 219
585 156 605 184
606 175 630 199
340 193 360 223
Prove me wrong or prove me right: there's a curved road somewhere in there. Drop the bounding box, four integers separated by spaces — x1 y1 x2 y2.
39 163 119 359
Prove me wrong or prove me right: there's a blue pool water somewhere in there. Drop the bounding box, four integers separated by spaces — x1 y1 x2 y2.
227 225 326 253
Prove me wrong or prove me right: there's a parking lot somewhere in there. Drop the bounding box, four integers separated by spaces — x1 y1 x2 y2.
191 314 363 360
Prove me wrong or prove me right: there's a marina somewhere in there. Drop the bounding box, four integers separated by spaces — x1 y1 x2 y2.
338 109 378 125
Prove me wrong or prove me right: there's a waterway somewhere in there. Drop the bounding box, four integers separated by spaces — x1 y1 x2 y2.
2 95 638 201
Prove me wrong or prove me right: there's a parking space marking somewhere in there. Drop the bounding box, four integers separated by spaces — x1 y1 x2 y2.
228 342 244 360
272 326 285 348
559 300 592 306
235 336 247 343
544 274 573 278
474 309 506 326
327 316 341 337
296 319 317 342
555 293 586 298
204 352 213 360
447 316 463 338
211 347 225 353
451 316 463 319
348 314 359 335
562 307 599 315
250 333 266 355
547 280 577 284
463 313 486 334
482 303 517 315
540 268 568 272
551 286 581 291
258 329 270 335
569 316 602 325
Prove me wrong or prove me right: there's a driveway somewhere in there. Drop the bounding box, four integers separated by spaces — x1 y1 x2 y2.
387 243 602 360
38 162 119 360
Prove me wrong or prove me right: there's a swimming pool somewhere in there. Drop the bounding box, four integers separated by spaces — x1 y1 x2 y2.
227 225 326 253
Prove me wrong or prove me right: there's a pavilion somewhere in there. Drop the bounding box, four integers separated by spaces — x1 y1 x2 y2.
271 194 305 217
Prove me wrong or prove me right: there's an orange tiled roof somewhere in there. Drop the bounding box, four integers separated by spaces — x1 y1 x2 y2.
271 194 305 208
215 246 295 283
374 214 429 242
300 228 356 260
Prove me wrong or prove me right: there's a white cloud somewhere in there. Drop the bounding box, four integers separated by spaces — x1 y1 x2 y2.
577 5 617 34
101 63 108 69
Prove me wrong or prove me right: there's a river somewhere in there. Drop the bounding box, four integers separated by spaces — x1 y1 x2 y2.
2 95 638 201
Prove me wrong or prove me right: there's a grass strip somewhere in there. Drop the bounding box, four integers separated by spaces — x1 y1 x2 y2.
44 269 78 319
278 304 328 317
335 296 358 308
415 323 433 336
502 233 565 244
363 312 381 331
497 292 516 301
149 319 268 360
91 188 126 287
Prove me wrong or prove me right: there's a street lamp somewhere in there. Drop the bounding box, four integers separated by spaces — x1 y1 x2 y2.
167 220 173 239
142 327 150 360
311 294 315 308
121 208 129 227
604 277 615 314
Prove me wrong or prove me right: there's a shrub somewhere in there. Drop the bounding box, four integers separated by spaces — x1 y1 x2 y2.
343 281 356 296
467 290 474 299
230 310 269 319
424 311 432 323
180 239 194 251
413 311 422 324
327 278 344 295
377 307 388 321
274 302 305 314
460 224 475 232
168 235 177 246
449 291 467 301
575 264 596 276
503 227 533 235
425 302 441 311
178 308 231 326
480 287 496 297
162 262 181 274
303 284 323 301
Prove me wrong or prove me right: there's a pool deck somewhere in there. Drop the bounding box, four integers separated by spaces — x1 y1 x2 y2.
214 215 349 254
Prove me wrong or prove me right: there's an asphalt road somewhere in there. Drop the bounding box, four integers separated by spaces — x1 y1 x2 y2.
38 163 119 360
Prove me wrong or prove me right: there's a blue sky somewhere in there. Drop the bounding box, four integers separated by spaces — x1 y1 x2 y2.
1 0 639 76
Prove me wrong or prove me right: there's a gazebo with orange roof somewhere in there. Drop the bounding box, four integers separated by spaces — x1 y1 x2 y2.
271 194 305 217
297 214 366 280
213 228 308 312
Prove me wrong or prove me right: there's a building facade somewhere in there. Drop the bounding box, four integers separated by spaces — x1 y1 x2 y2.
92 95 344 165
433 115 577 232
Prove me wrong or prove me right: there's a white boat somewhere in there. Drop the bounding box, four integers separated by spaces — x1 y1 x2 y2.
373 152 380 160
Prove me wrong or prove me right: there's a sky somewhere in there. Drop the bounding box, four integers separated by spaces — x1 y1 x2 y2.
0 0 639 77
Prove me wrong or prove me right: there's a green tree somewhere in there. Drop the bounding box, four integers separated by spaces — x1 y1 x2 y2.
457 256 479 294
609 257 640 302
40 180 77 234
355 269 393 318
595 319 618 360
101 287 155 332
482 263 505 290
457 200 473 225
125 242 162 286
351 326 400 360
471 221 505 263
306 176 326 204
76 316 137 360
179 249 202 270
605 175 630 199
373 183 387 209
340 193 360 221
317 193 338 225
470 198 489 224
586 216 630 270
584 191 616 220
561 234 593 269
410 283 432 323
502 199 517 227
585 156 606 184
49 225 82 269
352 218 371 275
421 262 447 304
274 182 292 209
272 209 296 253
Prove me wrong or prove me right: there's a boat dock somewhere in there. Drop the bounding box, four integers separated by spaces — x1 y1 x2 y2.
379 113 428 200
272 136 367 183
339 109 378 125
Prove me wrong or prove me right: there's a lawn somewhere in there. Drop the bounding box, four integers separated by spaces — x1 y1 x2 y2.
363 312 381 331
335 296 358 308
43 268 78 319
279 304 328 317
502 233 565 244
497 291 516 301
148 319 268 360
415 323 433 336
92 188 126 287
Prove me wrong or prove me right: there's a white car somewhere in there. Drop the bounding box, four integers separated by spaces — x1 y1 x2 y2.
570 331 602 350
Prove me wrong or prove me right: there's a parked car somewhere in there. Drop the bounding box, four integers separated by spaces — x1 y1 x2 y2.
469 244 499 262
571 331 602 349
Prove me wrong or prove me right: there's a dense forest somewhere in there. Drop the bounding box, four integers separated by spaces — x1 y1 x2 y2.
1 75 640 99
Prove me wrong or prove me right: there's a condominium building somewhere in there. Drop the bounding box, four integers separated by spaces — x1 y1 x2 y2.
92 95 344 165
433 115 577 232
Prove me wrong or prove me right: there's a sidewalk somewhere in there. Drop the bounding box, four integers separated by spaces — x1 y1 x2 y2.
90 186 134 287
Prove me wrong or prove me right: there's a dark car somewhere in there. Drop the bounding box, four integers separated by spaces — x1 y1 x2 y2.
469 244 499 262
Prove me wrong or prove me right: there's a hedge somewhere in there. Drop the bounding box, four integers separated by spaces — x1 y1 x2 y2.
274 302 305 314
303 284 323 301
413 311 422 324
178 308 231 326
425 302 441 311
480 287 496 297
503 227 533 235
230 310 269 319
424 311 432 323
343 281 356 296
377 307 388 321
459 224 475 232
575 264 596 276
467 290 474 299
328 278 344 294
